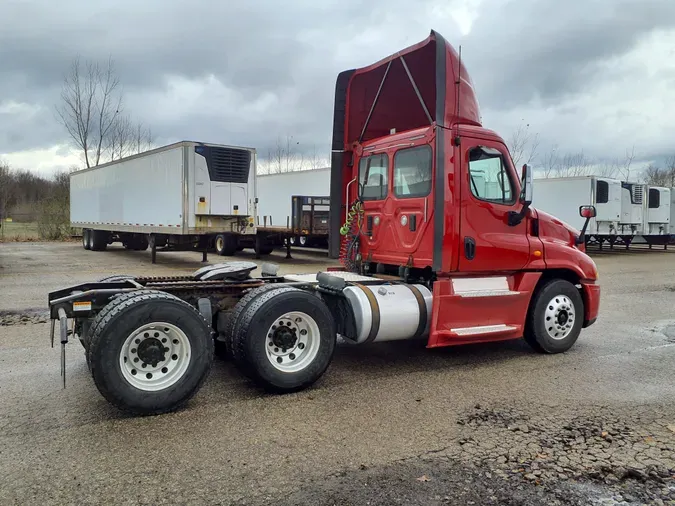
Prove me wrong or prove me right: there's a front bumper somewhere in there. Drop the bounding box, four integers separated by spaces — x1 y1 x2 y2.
581 281 600 327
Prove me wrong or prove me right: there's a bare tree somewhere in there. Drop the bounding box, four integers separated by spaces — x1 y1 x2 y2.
541 146 559 178
56 56 122 168
134 122 153 153
307 143 328 170
265 135 305 173
643 156 675 187
556 151 591 177
108 114 133 161
617 145 635 181
508 121 540 168
0 161 12 220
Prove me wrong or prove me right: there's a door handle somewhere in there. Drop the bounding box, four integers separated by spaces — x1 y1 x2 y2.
409 214 417 232
464 237 476 260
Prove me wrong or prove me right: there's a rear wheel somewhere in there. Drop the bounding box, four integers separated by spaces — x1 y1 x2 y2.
524 279 584 354
255 234 274 256
82 229 91 250
88 290 214 415
215 233 238 256
90 230 108 251
231 287 336 392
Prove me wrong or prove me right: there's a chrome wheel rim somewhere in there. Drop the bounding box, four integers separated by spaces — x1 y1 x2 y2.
119 322 191 391
265 311 320 373
216 236 224 252
544 295 575 340
299 236 307 246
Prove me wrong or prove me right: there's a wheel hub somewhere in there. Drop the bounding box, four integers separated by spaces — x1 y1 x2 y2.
544 295 575 340
137 338 167 366
557 310 569 326
265 312 320 373
120 322 192 392
272 325 297 350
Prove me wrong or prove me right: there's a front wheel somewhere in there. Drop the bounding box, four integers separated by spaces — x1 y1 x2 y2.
231 287 336 393
88 290 214 415
524 279 584 354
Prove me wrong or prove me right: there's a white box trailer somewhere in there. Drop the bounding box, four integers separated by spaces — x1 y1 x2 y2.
531 176 622 245
644 185 671 237
70 141 266 262
256 167 331 246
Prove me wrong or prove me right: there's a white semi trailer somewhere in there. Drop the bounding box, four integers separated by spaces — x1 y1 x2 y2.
531 176 621 247
257 167 331 247
70 141 271 262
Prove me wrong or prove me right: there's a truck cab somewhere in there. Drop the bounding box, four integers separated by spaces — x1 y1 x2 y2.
329 30 600 347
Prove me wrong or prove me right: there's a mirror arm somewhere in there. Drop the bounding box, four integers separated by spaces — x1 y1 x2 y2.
507 202 530 227
576 216 592 245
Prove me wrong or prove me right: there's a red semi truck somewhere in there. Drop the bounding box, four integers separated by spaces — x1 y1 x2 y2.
48 30 600 415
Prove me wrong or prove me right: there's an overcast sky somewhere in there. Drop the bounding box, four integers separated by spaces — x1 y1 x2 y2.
1 0 674 176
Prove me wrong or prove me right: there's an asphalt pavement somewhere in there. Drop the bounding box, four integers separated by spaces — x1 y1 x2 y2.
0 242 673 505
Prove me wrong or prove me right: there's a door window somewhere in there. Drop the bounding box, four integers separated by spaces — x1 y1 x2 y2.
358 153 388 200
467 147 514 204
393 145 432 198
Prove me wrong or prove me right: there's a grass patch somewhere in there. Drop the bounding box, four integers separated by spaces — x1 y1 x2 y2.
0 221 40 241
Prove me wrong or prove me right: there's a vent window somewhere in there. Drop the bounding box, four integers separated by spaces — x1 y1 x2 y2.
649 188 660 209
195 146 251 184
596 180 609 204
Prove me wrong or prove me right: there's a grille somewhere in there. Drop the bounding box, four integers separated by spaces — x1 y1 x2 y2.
631 184 643 205
196 145 251 184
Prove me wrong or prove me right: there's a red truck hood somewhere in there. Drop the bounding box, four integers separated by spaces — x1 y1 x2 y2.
531 207 581 248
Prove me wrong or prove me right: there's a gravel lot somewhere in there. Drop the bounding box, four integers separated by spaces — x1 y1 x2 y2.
0 242 674 505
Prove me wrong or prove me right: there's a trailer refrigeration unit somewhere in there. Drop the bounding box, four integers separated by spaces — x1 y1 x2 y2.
70 141 270 262
49 30 600 416
619 182 645 241
531 176 621 248
256 168 331 247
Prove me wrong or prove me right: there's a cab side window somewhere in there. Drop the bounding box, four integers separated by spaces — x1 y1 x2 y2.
393 145 432 198
467 147 514 204
358 153 388 200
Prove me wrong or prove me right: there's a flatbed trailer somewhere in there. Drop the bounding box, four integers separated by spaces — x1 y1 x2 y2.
48 30 600 416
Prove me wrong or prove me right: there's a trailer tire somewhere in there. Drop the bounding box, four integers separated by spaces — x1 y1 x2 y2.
255 234 274 256
215 233 238 256
90 230 108 251
82 229 91 250
88 290 214 415
524 279 584 354
232 287 336 393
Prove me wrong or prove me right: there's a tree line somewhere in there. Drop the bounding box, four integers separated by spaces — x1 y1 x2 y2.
507 122 673 185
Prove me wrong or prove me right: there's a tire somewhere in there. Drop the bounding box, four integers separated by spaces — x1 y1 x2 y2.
255 234 274 256
524 279 584 354
90 230 108 251
232 287 336 393
220 284 286 363
125 235 148 251
298 236 308 247
82 229 91 250
215 233 238 256
289 236 296 246
88 290 214 415
87 229 95 250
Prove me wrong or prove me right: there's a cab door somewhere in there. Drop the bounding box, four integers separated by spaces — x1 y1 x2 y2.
458 139 531 272
358 141 434 268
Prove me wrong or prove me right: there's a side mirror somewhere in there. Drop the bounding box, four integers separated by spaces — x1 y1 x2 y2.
509 164 533 227
575 206 596 245
579 205 596 218
520 164 533 205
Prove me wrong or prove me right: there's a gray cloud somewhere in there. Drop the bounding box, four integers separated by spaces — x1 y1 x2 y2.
1 0 674 172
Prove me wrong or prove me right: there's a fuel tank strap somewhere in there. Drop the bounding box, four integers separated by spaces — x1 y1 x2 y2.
405 284 428 339
354 283 380 343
